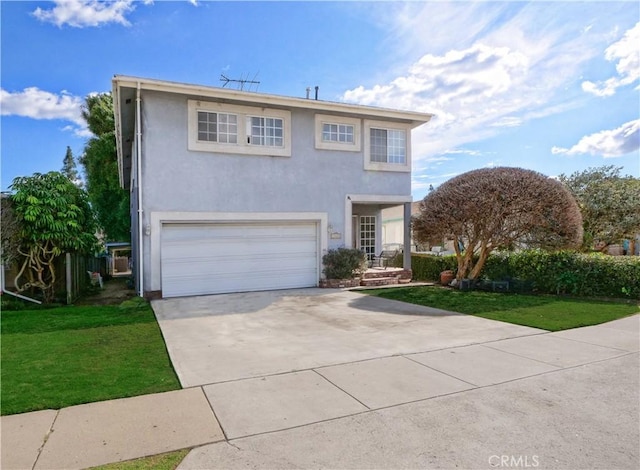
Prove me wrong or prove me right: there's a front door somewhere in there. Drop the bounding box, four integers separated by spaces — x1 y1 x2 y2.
359 215 376 261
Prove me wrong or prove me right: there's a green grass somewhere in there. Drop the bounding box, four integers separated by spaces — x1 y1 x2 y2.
89 449 190 470
1 302 181 416
365 286 639 331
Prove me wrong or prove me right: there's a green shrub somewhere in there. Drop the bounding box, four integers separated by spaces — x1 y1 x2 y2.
411 254 458 281
410 250 640 299
479 250 639 299
323 248 367 279
388 252 404 268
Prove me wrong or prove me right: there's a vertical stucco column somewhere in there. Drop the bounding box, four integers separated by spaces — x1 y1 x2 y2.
403 202 412 270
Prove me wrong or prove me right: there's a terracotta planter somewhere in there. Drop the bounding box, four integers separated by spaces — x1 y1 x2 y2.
440 270 455 285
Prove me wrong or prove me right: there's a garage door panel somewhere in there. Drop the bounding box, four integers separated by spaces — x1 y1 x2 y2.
161 222 319 297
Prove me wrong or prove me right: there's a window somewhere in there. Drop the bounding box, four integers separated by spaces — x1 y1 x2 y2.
359 215 376 261
370 128 406 164
323 123 354 144
197 112 237 143
188 100 291 157
364 120 411 172
314 114 361 151
247 116 284 147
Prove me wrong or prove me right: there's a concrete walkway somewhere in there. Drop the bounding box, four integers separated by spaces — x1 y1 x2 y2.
1 311 638 469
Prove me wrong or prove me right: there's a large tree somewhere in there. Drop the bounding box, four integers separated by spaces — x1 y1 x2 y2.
61 145 79 183
9 172 97 302
558 165 640 251
79 93 130 242
1 195 21 267
413 167 583 281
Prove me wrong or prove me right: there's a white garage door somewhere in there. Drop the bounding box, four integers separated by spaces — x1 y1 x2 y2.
161 222 319 297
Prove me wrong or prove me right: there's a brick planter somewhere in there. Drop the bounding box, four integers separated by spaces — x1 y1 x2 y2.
320 278 362 288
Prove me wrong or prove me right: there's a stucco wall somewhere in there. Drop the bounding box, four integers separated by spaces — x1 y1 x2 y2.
137 90 412 291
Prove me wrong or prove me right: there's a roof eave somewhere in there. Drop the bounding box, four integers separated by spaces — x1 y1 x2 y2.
112 75 433 127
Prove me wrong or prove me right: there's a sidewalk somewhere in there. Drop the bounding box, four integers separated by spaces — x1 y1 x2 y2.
1 315 638 470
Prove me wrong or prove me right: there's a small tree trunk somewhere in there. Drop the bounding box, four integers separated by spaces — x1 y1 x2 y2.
468 246 491 280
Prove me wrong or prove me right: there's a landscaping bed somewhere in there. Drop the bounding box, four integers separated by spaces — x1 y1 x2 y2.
1 298 180 416
364 286 639 331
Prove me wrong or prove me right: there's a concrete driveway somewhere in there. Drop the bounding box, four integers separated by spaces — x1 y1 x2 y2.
151 288 544 387
151 289 639 469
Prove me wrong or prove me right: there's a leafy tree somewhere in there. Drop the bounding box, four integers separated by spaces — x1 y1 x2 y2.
9 172 98 302
1 195 21 266
558 165 640 251
61 146 79 183
413 167 583 281
79 93 130 242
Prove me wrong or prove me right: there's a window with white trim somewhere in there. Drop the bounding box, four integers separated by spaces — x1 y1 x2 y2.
364 120 411 172
247 116 284 147
314 114 361 151
188 100 291 157
323 123 354 143
197 111 238 143
370 128 406 164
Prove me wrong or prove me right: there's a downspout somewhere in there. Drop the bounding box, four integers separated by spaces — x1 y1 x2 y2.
0 263 41 304
136 82 144 298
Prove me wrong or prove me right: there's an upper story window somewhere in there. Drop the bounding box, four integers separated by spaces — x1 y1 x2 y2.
189 100 291 157
364 120 411 172
198 112 238 144
247 116 284 147
323 123 354 144
314 114 361 152
370 128 406 164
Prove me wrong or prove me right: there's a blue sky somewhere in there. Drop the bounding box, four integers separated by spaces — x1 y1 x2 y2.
1 0 639 200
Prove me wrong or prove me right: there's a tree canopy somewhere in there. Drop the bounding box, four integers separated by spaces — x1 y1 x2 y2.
8 172 98 302
413 167 583 281
61 145 79 183
558 165 640 251
79 92 130 242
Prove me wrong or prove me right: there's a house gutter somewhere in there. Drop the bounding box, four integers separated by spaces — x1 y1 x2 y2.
136 82 144 298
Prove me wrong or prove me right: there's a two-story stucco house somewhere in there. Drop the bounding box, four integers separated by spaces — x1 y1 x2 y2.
113 76 432 298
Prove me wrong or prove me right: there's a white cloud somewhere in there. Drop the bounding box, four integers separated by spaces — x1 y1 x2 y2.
0 87 89 136
32 0 140 28
343 41 539 159
582 22 640 97
552 119 640 158
344 2 632 164
443 149 483 157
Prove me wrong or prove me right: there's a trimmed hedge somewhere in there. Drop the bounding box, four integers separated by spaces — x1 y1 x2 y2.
412 250 640 299
411 254 458 282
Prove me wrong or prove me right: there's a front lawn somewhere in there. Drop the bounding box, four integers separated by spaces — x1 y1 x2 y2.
365 286 639 331
1 300 181 416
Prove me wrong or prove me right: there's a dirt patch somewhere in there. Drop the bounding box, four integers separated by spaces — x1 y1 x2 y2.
74 277 137 306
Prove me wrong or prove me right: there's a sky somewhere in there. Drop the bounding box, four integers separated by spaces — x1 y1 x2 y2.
1 0 639 200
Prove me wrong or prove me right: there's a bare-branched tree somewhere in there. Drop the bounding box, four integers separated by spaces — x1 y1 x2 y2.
413 167 583 281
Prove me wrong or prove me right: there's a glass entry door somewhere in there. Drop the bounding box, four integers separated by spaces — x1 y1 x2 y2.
359 215 376 261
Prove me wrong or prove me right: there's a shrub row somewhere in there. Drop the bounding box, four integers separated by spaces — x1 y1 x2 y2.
411 254 458 282
412 250 640 299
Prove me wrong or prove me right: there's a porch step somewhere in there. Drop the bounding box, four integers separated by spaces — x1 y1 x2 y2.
360 277 400 287
359 268 412 287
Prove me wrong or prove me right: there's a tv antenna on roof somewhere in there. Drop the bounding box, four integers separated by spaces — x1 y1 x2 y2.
220 72 260 92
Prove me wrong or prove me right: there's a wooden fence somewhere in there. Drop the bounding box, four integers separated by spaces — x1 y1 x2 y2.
3 253 105 304
56 254 107 304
